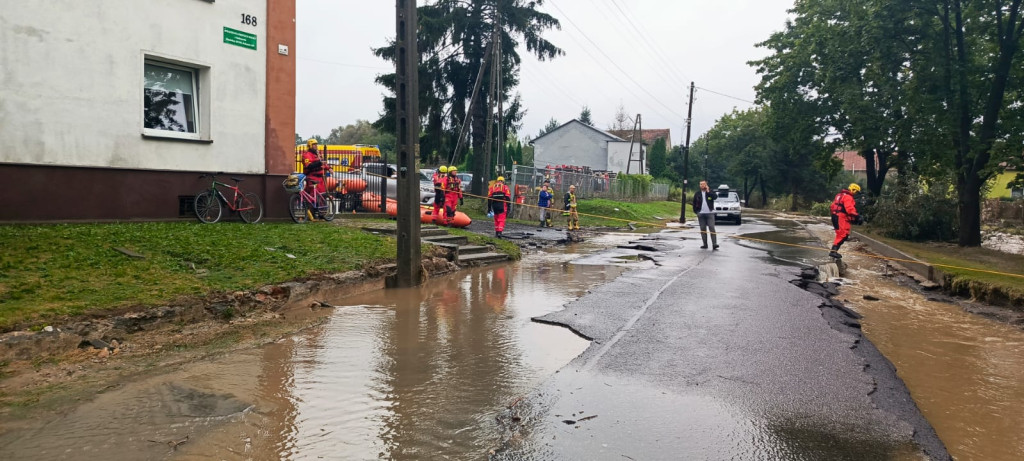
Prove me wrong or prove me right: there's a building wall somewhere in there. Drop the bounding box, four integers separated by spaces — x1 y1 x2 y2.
265 0 296 175
533 121 611 170
607 141 646 174
0 0 268 173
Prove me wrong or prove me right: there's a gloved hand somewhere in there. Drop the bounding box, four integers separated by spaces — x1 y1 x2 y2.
459 198 464 206
853 215 864 225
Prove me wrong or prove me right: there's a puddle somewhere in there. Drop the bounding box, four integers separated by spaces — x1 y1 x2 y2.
842 269 1024 460
0 237 634 460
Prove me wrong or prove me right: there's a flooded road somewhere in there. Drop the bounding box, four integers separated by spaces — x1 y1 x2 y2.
840 263 1024 460
0 235 635 460
751 215 1024 460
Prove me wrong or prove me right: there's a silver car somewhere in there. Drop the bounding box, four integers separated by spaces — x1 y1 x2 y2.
713 185 742 224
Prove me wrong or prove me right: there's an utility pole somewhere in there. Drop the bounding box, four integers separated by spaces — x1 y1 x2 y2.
625 114 642 174
679 82 694 223
495 16 504 178
481 27 498 190
392 0 420 288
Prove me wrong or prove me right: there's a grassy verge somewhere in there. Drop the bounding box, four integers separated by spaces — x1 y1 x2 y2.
461 196 692 231
861 230 1024 295
0 222 397 331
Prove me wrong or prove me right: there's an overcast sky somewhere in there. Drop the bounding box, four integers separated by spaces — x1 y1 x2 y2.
296 0 794 147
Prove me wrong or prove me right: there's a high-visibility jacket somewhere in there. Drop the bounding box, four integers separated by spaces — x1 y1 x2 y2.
830 189 858 218
488 183 511 214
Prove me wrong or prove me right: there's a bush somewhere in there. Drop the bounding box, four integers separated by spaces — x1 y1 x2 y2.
868 178 958 241
809 201 832 217
667 185 682 202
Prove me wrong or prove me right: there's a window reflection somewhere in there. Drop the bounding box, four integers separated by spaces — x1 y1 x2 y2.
143 63 197 133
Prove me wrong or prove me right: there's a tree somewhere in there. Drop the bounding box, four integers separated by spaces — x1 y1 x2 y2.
579 106 593 125
537 117 559 137
374 0 563 195
295 133 303 145
647 137 668 179
325 120 397 155
912 0 1024 246
608 104 632 130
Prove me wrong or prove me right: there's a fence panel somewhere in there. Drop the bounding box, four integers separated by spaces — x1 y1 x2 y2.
508 165 670 210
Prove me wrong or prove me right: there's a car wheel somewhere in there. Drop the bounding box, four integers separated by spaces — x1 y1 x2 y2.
736 216 742 225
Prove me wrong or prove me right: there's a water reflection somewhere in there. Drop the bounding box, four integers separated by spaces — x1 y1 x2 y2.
258 253 627 459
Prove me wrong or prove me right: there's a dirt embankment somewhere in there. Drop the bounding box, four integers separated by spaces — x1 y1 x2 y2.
0 250 459 410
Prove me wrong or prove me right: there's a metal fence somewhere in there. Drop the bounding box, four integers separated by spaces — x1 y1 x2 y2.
506 165 670 206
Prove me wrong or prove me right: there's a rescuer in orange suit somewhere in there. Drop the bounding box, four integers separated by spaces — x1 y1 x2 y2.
442 166 464 226
488 176 511 237
830 183 863 259
301 139 329 195
432 166 448 224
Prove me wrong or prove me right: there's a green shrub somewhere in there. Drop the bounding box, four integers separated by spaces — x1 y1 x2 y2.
867 178 958 241
809 201 832 216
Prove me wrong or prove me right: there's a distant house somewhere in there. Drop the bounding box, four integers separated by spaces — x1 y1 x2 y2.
834 151 869 182
988 163 1022 199
606 129 672 148
530 120 659 174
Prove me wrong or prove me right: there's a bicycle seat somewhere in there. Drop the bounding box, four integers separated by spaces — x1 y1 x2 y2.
231 177 245 183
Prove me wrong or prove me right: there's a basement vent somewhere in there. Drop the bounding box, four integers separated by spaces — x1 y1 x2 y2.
179 196 196 217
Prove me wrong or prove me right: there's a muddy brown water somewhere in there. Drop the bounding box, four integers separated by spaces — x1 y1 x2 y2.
0 235 635 460
747 217 1024 460
840 266 1024 461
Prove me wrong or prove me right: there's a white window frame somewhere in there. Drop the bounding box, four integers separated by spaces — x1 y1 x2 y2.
142 54 211 142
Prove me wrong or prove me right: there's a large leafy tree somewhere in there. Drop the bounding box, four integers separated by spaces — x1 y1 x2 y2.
375 0 562 195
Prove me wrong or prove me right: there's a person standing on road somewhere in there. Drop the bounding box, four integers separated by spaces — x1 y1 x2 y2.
488 176 511 237
442 166 464 226
564 184 580 231
432 166 447 224
692 180 719 249
538 181 553 228
829 183 863 259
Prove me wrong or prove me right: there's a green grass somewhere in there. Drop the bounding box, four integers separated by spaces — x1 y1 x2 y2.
864 231 1024 294
461 196 692 231
0 222 397 331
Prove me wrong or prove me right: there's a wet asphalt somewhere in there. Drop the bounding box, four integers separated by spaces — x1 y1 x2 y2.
487 215 951 460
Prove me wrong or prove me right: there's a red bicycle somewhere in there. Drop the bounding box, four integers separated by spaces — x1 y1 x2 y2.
194 173 264 223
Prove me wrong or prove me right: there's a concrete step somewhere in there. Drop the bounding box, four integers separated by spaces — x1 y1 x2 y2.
420 228 448 237
457 245 490 255
423 234 469 246
457 252 509 266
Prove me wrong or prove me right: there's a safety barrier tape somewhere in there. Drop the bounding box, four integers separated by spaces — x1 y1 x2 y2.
355 171 1024 280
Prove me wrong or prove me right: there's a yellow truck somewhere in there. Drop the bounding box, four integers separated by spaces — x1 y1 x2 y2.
294 144 382 173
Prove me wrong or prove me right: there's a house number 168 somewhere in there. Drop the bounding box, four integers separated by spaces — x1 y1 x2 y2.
241 14 257 27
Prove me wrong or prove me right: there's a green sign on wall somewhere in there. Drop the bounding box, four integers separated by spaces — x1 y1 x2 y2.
223 27 257 50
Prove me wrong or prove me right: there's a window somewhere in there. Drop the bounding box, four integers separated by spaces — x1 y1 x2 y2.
143 60 199 138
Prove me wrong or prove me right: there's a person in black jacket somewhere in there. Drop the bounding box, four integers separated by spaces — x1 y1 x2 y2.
691 181 719 249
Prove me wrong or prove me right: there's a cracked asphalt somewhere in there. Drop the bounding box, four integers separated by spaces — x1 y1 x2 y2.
489 214 950 460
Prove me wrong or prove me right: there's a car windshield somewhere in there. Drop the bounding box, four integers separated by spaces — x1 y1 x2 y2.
718 192 739 202
419 170 432 181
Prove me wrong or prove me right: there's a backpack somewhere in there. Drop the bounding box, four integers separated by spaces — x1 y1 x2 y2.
282 174 305 193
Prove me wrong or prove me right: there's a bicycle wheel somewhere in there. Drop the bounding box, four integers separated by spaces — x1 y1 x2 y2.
288 193 308 223
319 193 336 222
194 190 222 223
237 192 264 224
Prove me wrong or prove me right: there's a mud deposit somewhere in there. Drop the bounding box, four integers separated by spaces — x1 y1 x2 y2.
0 235 636 460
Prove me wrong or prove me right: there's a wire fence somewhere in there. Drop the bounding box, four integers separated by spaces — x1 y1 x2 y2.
507 165 670 203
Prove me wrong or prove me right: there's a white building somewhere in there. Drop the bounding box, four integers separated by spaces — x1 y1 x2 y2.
0 0 296 221
530 120 647 174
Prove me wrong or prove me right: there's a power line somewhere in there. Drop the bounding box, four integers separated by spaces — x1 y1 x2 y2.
297 57 391 71
547 0 690 124
695 86 757 105
608 0 693 84
590 0 691 103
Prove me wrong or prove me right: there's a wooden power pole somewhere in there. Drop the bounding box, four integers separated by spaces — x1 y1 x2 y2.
392 0 421 288
679 82 694 223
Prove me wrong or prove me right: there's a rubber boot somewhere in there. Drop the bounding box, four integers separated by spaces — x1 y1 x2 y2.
829 245 842 259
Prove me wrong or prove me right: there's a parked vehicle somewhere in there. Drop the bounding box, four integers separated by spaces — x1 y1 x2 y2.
714 185 742 224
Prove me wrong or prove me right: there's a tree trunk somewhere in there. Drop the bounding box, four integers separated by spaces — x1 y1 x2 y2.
957 173 982 246
759 172 768 208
